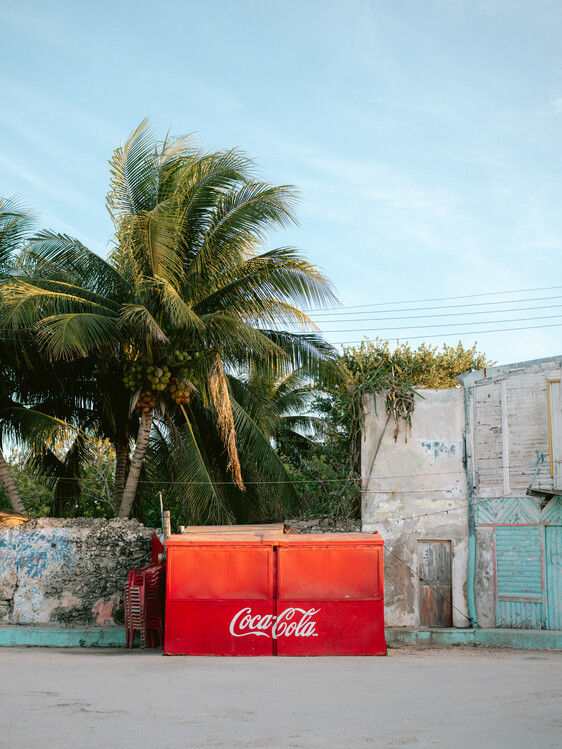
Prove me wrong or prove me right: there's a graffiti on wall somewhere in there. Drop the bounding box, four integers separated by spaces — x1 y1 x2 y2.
0 529 75 578
419 440 463 464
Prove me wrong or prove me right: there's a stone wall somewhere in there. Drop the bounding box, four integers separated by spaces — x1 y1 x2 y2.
285 517 361 534
0 518 154 626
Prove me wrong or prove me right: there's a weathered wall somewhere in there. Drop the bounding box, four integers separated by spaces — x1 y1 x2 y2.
461 357 560 500
460 355 562 629
362 389 469 628
0 518 153 626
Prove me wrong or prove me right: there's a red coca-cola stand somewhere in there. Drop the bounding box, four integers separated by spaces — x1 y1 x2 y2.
164 530 385 656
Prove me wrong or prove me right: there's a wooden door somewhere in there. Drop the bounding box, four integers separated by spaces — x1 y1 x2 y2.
418 540 452 627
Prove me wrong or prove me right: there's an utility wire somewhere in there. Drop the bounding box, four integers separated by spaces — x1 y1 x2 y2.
321 313 562 334
307 285 562 313
310 300 562 324
14 492 541 528
334 320 562 344
16 458 546 486
312 293 562 319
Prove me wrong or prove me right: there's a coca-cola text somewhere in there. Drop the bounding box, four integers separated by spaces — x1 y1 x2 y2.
229 607 320 638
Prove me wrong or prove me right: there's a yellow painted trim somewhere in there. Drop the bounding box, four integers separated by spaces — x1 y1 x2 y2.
547 379 560 478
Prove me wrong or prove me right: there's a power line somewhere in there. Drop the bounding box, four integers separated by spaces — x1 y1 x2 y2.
312 293 562 319
16 458 546 486
334 321 562 345
307 285 562 313
310 300 562 324
11 492 542 528
321 313 562 335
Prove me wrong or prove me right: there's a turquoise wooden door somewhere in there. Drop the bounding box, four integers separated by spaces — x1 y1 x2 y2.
545 526 562 630
495 526 545 629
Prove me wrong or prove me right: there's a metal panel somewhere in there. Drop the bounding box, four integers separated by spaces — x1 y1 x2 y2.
275 537 386 655
473 384 503 495
167 547 273 601
506 373 551 492
418 540 452 627
548 380 562 485
276 601 386 656
277 547 382 601
545 526 562 630
165 601 275 656
496 599 544 629
495 526 545 629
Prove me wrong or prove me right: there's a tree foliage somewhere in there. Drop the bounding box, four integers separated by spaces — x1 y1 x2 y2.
287 338 493 521
0 121 341 523
345 338 494 390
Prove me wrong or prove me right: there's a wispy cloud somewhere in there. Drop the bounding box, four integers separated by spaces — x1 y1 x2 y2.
0 154 100 215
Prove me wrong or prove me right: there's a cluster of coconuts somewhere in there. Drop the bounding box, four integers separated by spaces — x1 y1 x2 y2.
122 364 144 391
168 378 191 405
123 350 195 409
135 391 157 413
146 364 171 391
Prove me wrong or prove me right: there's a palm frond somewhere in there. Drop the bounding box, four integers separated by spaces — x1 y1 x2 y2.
36 313 120 359
192 247 338 316
208 355 243 489
119 304 168 344
167 414 234 524
2 406 82 451
107 118 159 220
197 313 285 362
258 329 343 386
0 280 119 333
141 275 205 331
174 148 258 254
6 276 122 313
230 396 299 515
186 185 300 299
0 197 35 269
116 205 185 286
21 232 130 298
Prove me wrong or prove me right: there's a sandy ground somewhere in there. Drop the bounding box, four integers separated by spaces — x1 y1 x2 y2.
1 645 561 748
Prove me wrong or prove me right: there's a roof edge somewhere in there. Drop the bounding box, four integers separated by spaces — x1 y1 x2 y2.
457 353 562 386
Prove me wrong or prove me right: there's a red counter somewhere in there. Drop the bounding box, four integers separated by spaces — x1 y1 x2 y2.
164 531 385 656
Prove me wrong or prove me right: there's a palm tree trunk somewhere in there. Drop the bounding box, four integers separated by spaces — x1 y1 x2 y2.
0 448 28 516
112 429 130 517
118 410 153 519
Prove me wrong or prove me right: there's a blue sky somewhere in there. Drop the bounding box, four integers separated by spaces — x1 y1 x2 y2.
2 0 562 365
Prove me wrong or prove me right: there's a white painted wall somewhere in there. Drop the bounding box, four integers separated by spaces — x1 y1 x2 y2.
362 389 469 628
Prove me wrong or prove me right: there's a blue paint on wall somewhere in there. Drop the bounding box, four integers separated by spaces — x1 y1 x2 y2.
0 529 76 579
419 440 462 464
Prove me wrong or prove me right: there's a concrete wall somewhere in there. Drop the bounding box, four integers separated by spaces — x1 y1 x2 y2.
362 389 469 628
0 518 153 626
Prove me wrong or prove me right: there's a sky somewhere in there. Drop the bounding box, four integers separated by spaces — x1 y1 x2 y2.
2 0 562 366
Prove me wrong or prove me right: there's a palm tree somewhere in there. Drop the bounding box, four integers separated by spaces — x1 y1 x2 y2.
0 198 34 514
1 121 339 520
145 366 325 526
0 199 80 516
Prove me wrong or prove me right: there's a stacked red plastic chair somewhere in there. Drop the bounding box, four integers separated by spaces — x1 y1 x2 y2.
124 564 165 649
